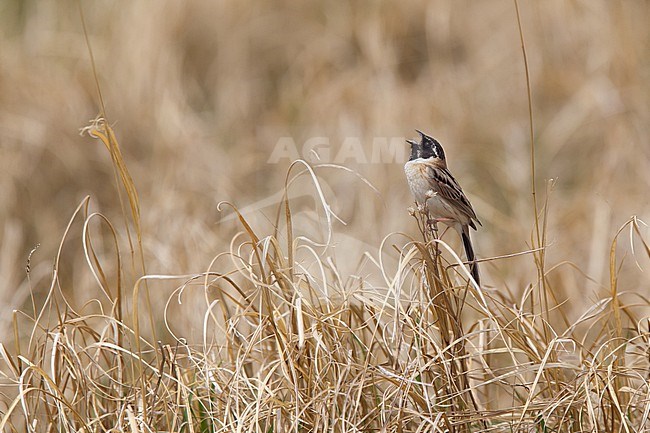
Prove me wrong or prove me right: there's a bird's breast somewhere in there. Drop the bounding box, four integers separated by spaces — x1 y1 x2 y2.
404 159 432 204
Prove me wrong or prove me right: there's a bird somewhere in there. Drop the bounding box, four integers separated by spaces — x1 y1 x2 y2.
404 130 481 285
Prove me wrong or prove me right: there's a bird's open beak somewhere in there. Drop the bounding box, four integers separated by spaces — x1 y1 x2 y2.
406 139 418 146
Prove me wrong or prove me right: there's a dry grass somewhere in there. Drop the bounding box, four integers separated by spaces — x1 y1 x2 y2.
1 144 650 431
1 1 650 432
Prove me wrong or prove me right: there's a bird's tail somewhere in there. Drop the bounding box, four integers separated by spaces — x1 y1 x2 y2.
461 229 480 286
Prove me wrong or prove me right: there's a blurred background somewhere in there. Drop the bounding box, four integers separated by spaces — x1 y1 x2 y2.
0 1 648 338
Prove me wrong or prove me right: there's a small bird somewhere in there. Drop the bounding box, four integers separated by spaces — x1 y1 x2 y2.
404 130 481 285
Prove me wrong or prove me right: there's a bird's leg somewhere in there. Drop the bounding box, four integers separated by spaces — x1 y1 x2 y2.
426 217 439 236
428 217 457 237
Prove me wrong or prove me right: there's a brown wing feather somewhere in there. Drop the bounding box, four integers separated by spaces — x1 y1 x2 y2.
425 164 481 229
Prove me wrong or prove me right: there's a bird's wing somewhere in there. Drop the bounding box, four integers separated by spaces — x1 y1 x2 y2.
424 163 482 228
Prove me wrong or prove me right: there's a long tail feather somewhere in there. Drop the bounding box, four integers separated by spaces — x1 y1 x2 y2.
461 229 480 285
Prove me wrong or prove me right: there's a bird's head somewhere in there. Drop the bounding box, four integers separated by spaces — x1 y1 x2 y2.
406 130 446 162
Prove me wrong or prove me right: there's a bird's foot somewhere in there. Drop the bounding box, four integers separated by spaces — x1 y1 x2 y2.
426 218 439 234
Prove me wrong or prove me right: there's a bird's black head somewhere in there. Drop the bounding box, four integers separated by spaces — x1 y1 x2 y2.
406 130 446 161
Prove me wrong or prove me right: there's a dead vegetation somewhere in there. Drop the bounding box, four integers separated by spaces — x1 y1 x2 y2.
1 1 650 432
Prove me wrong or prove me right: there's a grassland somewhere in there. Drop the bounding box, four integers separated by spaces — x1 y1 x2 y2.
0 1 649 431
